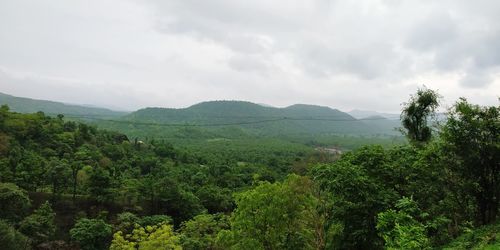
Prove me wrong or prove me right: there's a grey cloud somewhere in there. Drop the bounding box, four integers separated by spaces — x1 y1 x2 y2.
436 30 500 87
460 72 492 88
157 17 274 55
460 67 496 88
472 31 500 68
405 11 458 52
151 0 308 33
401 2 500 88
0 0 499 112
227 54 271 75
298 42 405 80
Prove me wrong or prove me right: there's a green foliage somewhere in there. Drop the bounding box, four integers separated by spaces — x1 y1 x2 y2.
180 213 229 250
19 201 56 245
195 185 234 213
0 182 31 222
15 150 46 191
440 98 499 225
140 173 204 222
88 166 113 203
70 218 113 250
0 219 31 250
115 212 140 234
45 158 71 198
115 212 173 236
377 197 430 249
442 221 500 250
139 215 173 227
0 91 498 250
0 108 228 224
401 87 440 144
219 175 317 250
311 145 399 249
110 223 181 250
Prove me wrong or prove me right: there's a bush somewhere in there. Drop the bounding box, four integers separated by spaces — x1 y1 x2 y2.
0 182 31 222
0 219 31 250
70 218 112 250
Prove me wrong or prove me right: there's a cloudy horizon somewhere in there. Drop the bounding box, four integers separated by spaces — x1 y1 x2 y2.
1 0 499 113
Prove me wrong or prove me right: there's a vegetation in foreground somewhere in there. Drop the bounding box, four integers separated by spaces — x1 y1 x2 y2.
0 88 498 249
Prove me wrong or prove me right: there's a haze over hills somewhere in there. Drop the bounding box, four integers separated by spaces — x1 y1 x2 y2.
348 109 400 119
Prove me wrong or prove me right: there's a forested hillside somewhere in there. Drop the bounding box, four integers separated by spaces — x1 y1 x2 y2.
0 92 127 118
0 90 498 250
0 104 329 249
0 93 404 152
95 100 404 156
123 100 400 136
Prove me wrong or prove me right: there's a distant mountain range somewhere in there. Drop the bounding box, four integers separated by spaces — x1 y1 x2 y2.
0 92 401 136
124 101 400 136
348 109 400 119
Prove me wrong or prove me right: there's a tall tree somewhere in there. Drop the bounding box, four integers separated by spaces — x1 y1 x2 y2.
45 158 71 199
311 145 403 249
401 88 440 145
218 175 317 250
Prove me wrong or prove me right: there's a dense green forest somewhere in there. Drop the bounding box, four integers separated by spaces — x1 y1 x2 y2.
81 100 405 156
105 100 401 137
0 91 405 155
0 90 498 249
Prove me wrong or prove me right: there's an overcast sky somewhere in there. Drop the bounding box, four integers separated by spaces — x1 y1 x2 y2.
0 0 499 112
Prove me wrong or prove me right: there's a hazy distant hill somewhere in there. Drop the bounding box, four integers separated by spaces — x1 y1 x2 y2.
127 101 353 121
0 92 127 117
348 109 400 119
125 101 399 136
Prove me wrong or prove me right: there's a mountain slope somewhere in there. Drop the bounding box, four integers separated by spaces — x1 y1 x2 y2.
0 92 401 138
0 92 128 117
124 101 398 136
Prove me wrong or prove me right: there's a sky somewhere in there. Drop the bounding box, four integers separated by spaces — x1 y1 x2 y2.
0 0 499 112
